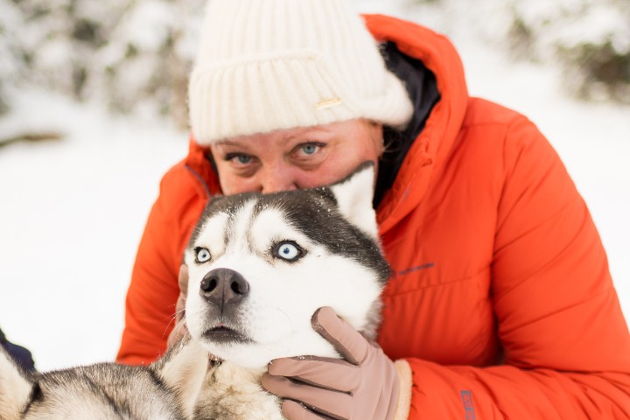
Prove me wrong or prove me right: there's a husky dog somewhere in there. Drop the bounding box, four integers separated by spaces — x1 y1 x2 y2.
184 163 390 418
0 163 388 420
0 339 208 420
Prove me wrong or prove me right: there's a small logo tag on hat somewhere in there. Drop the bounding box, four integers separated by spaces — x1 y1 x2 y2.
316 97 342 110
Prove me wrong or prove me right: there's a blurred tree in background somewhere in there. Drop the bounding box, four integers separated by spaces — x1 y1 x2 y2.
507 0 629 103
1 0 628 129
0 0 206 128
408 0 629 104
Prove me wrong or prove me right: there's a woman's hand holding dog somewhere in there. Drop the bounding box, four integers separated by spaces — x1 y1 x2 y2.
167 264 190 348
262 307 411 420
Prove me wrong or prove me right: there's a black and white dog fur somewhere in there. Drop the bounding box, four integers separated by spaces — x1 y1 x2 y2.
0 163 389 419
0 339 208 420
185 162 389 418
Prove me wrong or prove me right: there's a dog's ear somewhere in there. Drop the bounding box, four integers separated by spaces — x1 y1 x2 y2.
329 161 378 238
154 339 209 419
0 346 34 420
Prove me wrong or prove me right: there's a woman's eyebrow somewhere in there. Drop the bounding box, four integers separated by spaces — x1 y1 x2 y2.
286 127 333 141
214 140 240 146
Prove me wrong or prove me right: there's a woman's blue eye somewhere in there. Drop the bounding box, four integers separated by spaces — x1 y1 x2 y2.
273 241 304 262
224 153 253 165
301 144 319 155
236 155 252 164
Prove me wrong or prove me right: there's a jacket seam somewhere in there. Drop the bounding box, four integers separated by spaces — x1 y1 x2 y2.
495 114 532 235
184 164 211 199
384 265 490 297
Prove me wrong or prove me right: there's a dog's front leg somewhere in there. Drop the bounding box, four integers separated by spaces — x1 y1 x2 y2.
194 361 285 420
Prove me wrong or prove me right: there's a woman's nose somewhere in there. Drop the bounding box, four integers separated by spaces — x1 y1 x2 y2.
259 164 299 194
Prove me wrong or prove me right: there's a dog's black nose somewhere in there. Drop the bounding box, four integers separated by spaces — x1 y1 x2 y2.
200 268 250 308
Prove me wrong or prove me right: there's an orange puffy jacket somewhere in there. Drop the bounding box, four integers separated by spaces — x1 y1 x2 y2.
117 14 630 418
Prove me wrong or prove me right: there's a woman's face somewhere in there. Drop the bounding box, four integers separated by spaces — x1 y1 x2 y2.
209 119 383 195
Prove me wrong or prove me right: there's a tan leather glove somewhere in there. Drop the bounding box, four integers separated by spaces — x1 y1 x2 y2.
261 307 404 420
167 264 190 348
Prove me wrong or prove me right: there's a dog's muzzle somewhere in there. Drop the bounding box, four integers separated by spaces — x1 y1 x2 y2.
200 268 250 310
199 268 252 344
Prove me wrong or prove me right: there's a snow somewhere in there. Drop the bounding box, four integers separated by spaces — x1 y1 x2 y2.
0 91 186 370
0 3 628 372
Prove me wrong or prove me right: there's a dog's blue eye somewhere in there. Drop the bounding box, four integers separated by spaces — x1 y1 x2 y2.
195 247 211 263
273 241 304 262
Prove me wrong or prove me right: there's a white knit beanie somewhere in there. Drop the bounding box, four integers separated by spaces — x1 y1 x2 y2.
188 0 413 144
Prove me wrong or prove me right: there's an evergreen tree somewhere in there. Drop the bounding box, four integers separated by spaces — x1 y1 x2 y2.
2 0 627 124
1 0 206 127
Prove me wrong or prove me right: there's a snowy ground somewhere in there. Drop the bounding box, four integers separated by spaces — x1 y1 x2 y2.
0 92 187 370
1 7 628 372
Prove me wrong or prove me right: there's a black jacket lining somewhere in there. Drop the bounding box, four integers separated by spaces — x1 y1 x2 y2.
374 41 441 207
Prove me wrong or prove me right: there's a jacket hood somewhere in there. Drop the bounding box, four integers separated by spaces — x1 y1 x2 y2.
365 14 468 234
185 14 469 235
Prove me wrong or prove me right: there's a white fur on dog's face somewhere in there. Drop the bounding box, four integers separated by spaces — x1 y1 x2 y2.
185 165 386 369
185 202 382 369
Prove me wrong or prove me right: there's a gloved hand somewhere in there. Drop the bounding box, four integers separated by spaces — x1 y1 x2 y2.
167 264 190 348
261 306 407 420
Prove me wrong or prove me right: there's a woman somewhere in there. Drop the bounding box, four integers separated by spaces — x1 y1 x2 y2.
116 0 630 418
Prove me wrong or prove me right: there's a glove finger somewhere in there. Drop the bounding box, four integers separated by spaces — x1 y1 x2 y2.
311 307 368 365
268 356 359 393
282 400 330 420
261 373 350 420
